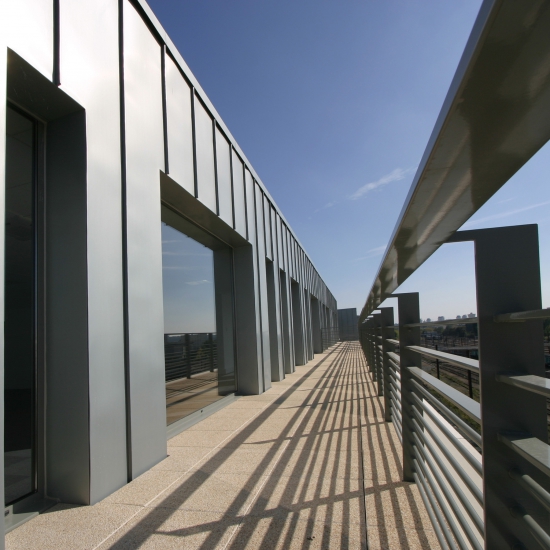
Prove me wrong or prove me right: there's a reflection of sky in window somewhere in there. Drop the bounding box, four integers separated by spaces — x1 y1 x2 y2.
161 223 216 333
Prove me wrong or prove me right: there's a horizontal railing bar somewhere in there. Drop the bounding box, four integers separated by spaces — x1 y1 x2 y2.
377 345 383 352
496 374 550 399
517 509 550 549
409 367 481 422
390 376 401 393
391 396 402 417
494 308 550 323
412 408 483 509
412 420 484 539
510 469 550 515
387 351 401 364
411 379 481 447
413 433 483 550
412 393 482 477
413 451 473 550
413 469 457 550
388 359 401 375
404 317 478 328
387 338 400 346
499 435 550 478
407 346 479 373
389 365 401 382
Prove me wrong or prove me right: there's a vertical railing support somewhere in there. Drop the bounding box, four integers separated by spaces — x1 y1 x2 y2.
185 333 191 379
380 307 394 423
449 225 547 549
366 317 374 375
209 332 214 372
394 292 422 482
373 313 383 396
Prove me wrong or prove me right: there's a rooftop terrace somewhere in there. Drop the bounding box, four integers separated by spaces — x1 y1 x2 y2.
6 341 437 549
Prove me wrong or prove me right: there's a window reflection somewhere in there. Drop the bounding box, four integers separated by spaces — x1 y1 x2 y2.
161 206 235 425
4 106 36 505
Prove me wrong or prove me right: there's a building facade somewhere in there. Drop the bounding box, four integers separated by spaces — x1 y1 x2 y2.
0 0 337 539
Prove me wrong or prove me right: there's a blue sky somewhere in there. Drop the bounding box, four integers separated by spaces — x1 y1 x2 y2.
148 0 550 321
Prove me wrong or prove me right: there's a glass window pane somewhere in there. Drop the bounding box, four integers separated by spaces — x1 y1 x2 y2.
161 206 235 425
4 106 36 505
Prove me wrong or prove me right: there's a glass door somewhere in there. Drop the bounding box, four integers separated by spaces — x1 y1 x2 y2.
4 104 39 505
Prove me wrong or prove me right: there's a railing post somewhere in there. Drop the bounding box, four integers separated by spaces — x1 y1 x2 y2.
394 292 422 482
366 317 374 374
185 333 191 379
209 332 214 372
373 313 383 396
449 225 547 549
380 307 394 423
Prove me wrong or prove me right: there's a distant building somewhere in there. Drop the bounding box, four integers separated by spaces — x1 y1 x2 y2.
468 313 476 318
426 318 432 323
456 315 462 319
438 316 445 321
338 308 359 341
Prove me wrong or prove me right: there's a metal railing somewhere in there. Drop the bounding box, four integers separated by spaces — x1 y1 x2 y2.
360 234 550 549
164 333 217 382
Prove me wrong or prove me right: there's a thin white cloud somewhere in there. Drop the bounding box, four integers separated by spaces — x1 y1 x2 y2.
186 279 209 286
463 200 550 228
351 245 387 262
313 201 337 213
349 167 413 200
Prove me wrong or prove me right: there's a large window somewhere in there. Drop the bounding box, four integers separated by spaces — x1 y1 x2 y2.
4 105 38 505
161 205 235 425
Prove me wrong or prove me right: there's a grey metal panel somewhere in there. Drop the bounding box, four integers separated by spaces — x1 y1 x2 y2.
0 51 7 547
270 206 276 264
123 0 167 478
4 0 53 80
276 215 284 271
59 0 127 504
215 126 233 227
362 0 550 319
232 150 246 237
263 195 272 260
164 54 194 195
194 95 217 213
253 180 271 390
243 167 263 391
266 260 282 381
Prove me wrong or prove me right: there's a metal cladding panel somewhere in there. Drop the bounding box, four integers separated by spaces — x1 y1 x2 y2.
123 0 167 477
276 215 283 270
244 168 263 390
59 0 127 503
194 96 217 213
164 54 194 195
4 0 53 80
215 126 233 227
0 52 6 545
254 180 271 389
263 195 272 260
232 150 246 237
270 207 277 265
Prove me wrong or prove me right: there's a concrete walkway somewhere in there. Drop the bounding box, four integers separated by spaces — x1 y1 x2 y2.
6 342 439 549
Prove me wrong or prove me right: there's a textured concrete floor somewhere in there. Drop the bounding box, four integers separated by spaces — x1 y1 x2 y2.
6 341 439 549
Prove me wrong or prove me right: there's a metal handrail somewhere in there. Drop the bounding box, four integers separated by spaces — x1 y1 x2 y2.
494 308 550 323
496 374 550 399
408 367 481 422
407 345 479 373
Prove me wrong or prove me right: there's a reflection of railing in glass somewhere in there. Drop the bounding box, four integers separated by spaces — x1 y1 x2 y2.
321 327 339 349
164 333 217 382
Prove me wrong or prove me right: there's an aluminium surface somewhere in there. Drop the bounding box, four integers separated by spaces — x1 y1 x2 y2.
361 0 550 319
133 0 320 275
